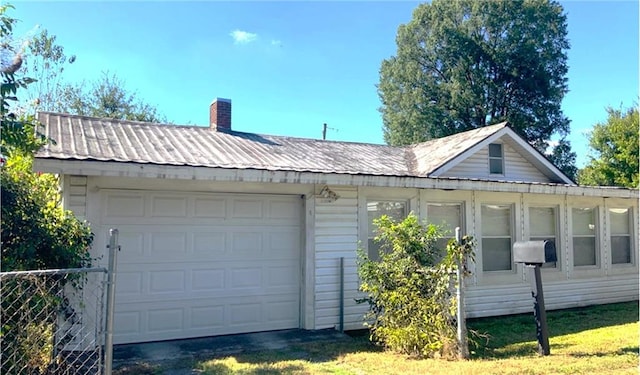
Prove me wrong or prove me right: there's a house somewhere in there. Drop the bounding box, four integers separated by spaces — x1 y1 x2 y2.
34 98 639 345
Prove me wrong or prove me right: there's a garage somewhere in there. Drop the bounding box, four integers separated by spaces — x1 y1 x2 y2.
100 190 303 344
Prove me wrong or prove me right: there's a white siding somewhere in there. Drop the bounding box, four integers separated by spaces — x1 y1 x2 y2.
63 175 88 219
313 187 366 330
466 273 639 318
442 142 550 183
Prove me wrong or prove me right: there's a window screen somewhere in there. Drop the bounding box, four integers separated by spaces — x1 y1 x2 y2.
572 207 597 267
482 204 513 271
609 208 632 264
529 206 558 268
488 143 504 175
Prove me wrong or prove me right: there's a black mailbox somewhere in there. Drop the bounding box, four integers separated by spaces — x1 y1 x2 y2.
513 240 556 264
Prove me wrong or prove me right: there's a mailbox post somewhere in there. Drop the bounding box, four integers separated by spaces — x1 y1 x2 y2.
513 240 556 356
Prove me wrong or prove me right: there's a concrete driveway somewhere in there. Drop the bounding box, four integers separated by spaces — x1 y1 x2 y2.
113 329 353 374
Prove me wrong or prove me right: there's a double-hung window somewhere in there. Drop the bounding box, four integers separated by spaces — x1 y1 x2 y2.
609 208 632 265
572 207 598 267
488 143 504 175
367 200 407 261
481 204 513 271
529 206 559 268
427 202 463 254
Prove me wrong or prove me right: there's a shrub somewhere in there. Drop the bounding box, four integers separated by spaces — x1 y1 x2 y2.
358 213 475 358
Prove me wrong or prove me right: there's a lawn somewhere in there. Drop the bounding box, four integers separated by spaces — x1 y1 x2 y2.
115 301 639 374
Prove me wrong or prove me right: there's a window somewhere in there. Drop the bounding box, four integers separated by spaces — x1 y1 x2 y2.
427 203 463 253
367 200 407 261
529 206 558 268
609 208 632 264
488 143 504 175
481 204 513 271
572 207 597 267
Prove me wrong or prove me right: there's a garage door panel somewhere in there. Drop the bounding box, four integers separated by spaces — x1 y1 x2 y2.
193 197 227 218
114 311 141 336
118 231 145 257
231 232 264 254
116 271 143 296
191 306 225 329
105 194 145 217
191 269 225 291
148 308 184 333
193 232 227 256
151 196 188 217
105 191 302 344
149 270 186 294
231 198 264 219
268 199 301 219
150 232 188 255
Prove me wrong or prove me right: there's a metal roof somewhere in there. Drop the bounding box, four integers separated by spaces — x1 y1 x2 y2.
35 112 508 178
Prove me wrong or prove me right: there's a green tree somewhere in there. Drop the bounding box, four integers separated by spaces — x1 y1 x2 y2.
56 71 167 122
578 106 639 188
548 138 577 181
357 213 475 358
23 28 76 111
378 0 576 178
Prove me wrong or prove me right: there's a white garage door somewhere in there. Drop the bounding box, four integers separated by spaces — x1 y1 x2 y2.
101 191 302 344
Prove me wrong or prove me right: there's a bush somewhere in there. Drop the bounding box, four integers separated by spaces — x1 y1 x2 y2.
358 213 475 358
1 154 93 271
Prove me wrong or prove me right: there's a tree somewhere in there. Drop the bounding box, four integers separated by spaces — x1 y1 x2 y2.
23 28 76 111
378 0 576 177
548 138 577 181
56 71 167 122
578 106 639 188
0 4 44 156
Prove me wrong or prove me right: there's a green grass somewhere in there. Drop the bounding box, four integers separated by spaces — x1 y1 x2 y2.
115 301 639 374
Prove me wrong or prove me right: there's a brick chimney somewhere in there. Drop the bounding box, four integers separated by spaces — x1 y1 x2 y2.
210 98 232 131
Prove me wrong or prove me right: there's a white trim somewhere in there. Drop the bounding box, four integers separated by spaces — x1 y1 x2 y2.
474 192 524 286
303 191 316 329
34 159 637 199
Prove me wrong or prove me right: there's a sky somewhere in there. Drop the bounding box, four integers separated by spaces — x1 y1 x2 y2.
12 1 640 168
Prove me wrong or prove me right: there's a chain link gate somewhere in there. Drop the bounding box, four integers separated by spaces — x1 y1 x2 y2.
1 267 107 374
1 229 120 375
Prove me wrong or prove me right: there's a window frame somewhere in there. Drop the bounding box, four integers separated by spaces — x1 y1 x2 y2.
608 206 634 266
480 202 515 273
571 206 600 269
488 143 505 175
527 205 560 270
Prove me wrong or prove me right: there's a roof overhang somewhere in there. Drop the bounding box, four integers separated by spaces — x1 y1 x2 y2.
33 158 638 199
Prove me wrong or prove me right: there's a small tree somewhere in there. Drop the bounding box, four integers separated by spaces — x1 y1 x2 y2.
358 213 475 358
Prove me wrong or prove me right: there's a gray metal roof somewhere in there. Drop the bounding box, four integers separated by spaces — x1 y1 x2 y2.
35 112 507 177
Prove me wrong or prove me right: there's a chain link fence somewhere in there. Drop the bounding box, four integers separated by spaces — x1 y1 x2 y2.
1 267 108 374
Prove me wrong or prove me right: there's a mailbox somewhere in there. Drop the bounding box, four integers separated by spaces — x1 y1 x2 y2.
513 240 556 265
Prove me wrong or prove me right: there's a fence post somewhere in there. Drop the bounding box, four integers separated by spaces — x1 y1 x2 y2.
455 227 470 359
104 229 119 375
339 257 344 333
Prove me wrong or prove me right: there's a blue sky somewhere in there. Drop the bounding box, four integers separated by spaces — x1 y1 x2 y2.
14 1 639 168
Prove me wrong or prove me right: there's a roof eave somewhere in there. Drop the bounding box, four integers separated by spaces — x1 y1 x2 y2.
33 158 638 199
